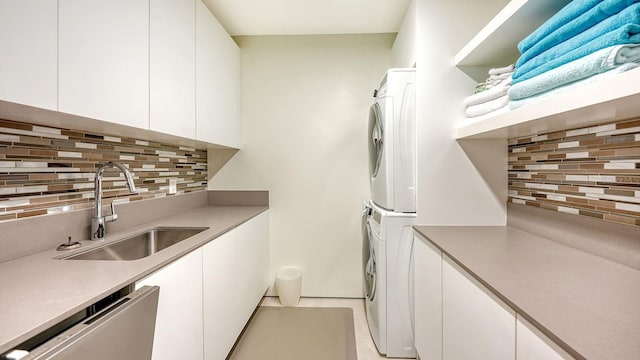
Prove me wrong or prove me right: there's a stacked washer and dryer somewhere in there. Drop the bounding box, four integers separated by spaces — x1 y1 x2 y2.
363 68 416 358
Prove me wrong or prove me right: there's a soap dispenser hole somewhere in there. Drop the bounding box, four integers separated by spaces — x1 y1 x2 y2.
57 236 82 251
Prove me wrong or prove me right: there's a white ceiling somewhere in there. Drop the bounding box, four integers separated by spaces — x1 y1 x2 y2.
202 0 412 36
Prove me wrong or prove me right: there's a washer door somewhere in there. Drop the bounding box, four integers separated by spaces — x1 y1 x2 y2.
364 216 377 302
368 102 384 179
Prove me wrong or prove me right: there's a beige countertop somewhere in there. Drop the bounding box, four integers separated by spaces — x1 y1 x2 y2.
413 225 640 360
0 205 267 354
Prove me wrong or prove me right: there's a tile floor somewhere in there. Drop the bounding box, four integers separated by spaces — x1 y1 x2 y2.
260 296 415 360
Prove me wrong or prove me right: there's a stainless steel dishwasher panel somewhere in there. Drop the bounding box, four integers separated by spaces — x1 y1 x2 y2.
27 285 160 360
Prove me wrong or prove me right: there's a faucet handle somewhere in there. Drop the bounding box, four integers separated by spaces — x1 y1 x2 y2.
105 202 118 222
94 224 105 239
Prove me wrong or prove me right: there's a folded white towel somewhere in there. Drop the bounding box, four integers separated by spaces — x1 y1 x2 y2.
465 76 512 106
488 64 515 76
465 95 509 118
475 73 513 93
486 72 512 85
463 104 510 124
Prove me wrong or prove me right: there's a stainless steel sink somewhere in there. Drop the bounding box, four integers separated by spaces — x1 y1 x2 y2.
63 227 208 261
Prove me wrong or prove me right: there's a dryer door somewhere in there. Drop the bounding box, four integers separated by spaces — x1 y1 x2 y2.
368 102 384 179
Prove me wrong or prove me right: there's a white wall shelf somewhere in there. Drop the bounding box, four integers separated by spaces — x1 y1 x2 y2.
455 69 640 139
454 0 571 82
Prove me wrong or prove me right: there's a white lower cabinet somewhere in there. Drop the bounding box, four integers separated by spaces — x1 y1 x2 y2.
413 235 443 360
203 230 240 360
136 248 204 360
517 316 574 360
443 255 516 360
137 211 269 360
235 211 270 318
414 235 575 360
203 210 270 360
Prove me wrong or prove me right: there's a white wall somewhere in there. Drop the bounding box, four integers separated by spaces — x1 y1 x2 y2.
392 0 416 68
209 34 394 297
416 0 508 226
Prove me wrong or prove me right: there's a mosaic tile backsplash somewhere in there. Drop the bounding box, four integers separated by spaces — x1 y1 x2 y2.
508 118 640 227
0 119 207 221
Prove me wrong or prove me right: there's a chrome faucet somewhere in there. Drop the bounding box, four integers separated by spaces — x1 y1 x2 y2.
91 162 137 240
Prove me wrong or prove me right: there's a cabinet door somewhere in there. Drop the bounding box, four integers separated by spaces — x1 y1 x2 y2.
195 0 240 148
203 211 269 360
443 256 515 360
137 249 204 360
517 316 574 360
413 235 443 360
0 0 57 110
203 230 240 360
236 210 270 317
59 0 149 129
150 0 196 139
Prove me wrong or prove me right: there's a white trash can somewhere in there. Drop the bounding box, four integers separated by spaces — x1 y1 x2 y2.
275 266 302 306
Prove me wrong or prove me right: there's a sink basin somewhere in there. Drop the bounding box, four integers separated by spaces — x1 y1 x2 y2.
63 227 208 261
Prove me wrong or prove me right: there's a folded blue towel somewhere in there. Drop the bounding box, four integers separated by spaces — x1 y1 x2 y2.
517 0 640 67
518 0 602 54
510 65 640 110
509 44 640 100
514 24 640 83
513 3 640 83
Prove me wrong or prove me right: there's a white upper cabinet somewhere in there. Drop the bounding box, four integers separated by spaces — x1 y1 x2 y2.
0 0 57 110
2 0 239 146
150 0 196 139
59 0 149 129
196 0 241 148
